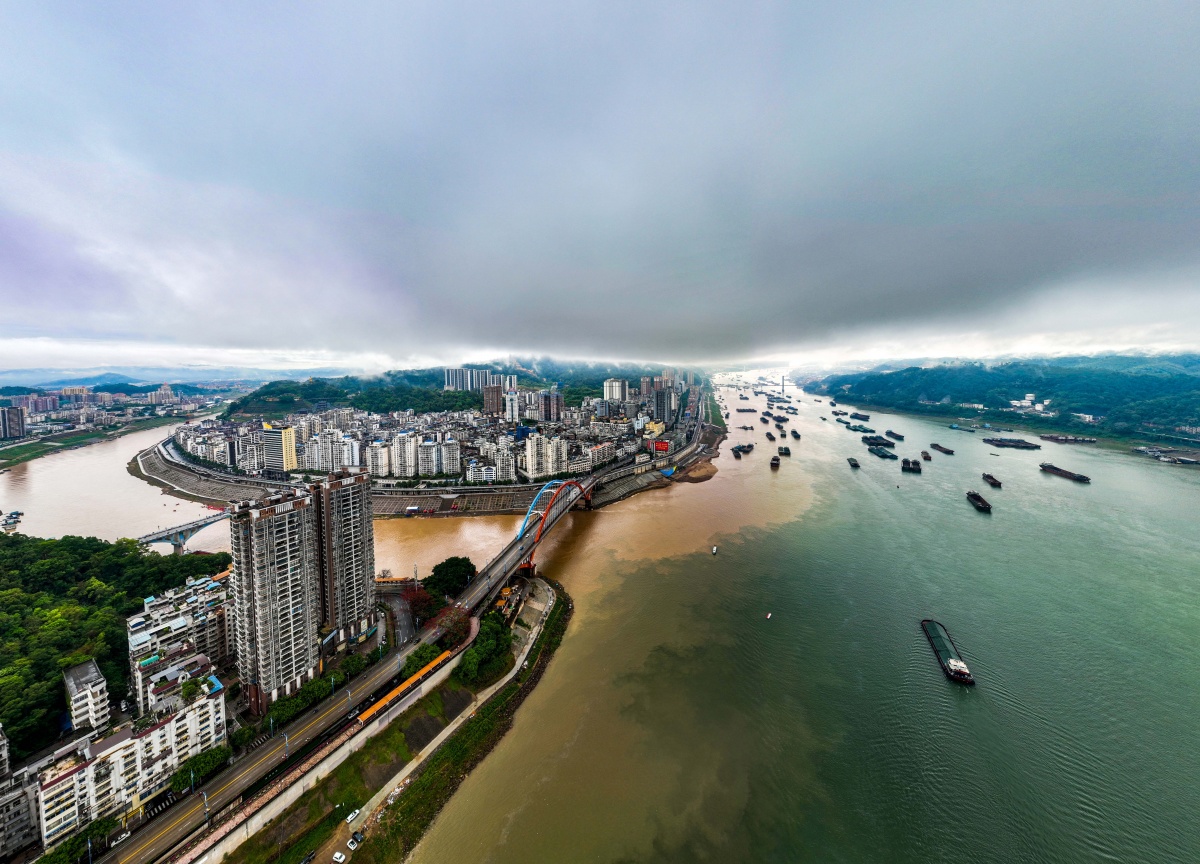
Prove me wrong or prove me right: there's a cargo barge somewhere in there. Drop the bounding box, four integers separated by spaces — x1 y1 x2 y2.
921 450 931 461
982 437 1041 450
849 412 871 421
886 429 905 440
931 443 955 455
901 458 922 473
847 457 860 468
1040 463 1091 483
982 473 1001 488
1040 434 1097 444
920 619 975 685
861 435 895 447
966 490 992 512
868 445 898 460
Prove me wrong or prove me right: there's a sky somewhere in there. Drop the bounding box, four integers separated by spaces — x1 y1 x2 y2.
1 1 1199 373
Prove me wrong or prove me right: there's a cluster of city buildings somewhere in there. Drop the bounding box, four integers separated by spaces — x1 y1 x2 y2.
174 369 697 486
0 467 378 855
0 384 213 441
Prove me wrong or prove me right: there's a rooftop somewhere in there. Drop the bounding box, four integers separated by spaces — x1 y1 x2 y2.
62 659 105 698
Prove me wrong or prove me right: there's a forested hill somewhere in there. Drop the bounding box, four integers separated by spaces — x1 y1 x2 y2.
224 359 688 418
810 356 1200 435
0 534 231 760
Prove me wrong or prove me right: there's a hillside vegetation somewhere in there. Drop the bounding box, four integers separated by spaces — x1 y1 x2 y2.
224 359 692 418
0 534 231 759
811 356 1200 436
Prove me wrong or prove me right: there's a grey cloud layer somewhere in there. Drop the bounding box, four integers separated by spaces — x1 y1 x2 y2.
0 1 1198 363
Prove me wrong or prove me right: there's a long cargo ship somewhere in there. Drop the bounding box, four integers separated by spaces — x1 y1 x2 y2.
931 443 955 455
966 490 992 512
920 619 975 685
886 429 905 440
849 412 871 421
868 445 898 460
1040 462 1091 483
982 473 1001 488
982 437 1041 450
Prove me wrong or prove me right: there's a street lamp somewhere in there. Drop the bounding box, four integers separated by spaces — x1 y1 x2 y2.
201 790 210 824
283 732 289 758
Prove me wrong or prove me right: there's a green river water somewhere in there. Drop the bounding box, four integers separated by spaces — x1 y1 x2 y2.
406 384 1200 864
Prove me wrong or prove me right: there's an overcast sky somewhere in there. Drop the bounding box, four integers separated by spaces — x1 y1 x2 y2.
1 1 1198 371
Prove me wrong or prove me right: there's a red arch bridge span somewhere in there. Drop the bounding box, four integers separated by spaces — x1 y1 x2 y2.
462 477 594 612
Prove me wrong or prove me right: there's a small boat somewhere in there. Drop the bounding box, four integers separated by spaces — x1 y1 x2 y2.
732 449 742 459
921 451 931 461
712 546 718 555
921 619 975 685
982 473 1002 488
766 613 772 619
778 446 791 456
966 490 992 512
847 457 860 468
770 456 781 469
765 432 776 441
901 458 922 473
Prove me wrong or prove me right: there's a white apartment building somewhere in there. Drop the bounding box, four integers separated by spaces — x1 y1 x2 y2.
38 682 226 850
589 441 616 467
495 446 517 482
603 378 628 402
466 463 497 483
63 661 109 733
127 572 232 713
417 441 441 476
391 432 418 478
366 441 391 477
524 434 569 480
441 440 461 476
504 390 521 423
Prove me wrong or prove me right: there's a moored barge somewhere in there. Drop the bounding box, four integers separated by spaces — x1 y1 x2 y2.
982 473 1001 488
931 443 955 455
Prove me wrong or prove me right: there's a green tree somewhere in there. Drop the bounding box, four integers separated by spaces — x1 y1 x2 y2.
180 679 202 703
401 644 443 680
425 557 476 599
170 745 232 793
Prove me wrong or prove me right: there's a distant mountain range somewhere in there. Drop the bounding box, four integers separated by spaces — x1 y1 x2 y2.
0 366 355 388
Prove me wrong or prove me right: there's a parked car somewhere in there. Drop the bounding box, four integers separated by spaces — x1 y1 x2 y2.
352 831 365 843
345 809 360 824
333 854 346 864
347 839 358 851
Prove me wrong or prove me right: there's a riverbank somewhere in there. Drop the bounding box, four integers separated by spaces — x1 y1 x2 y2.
224 579 571 864
0 417 179 471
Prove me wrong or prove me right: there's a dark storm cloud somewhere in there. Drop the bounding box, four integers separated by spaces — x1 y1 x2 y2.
0 1 1198 364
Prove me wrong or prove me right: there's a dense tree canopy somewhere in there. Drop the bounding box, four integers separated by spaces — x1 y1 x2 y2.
425 556 477 599
0 533 230 759
456 611 513 685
